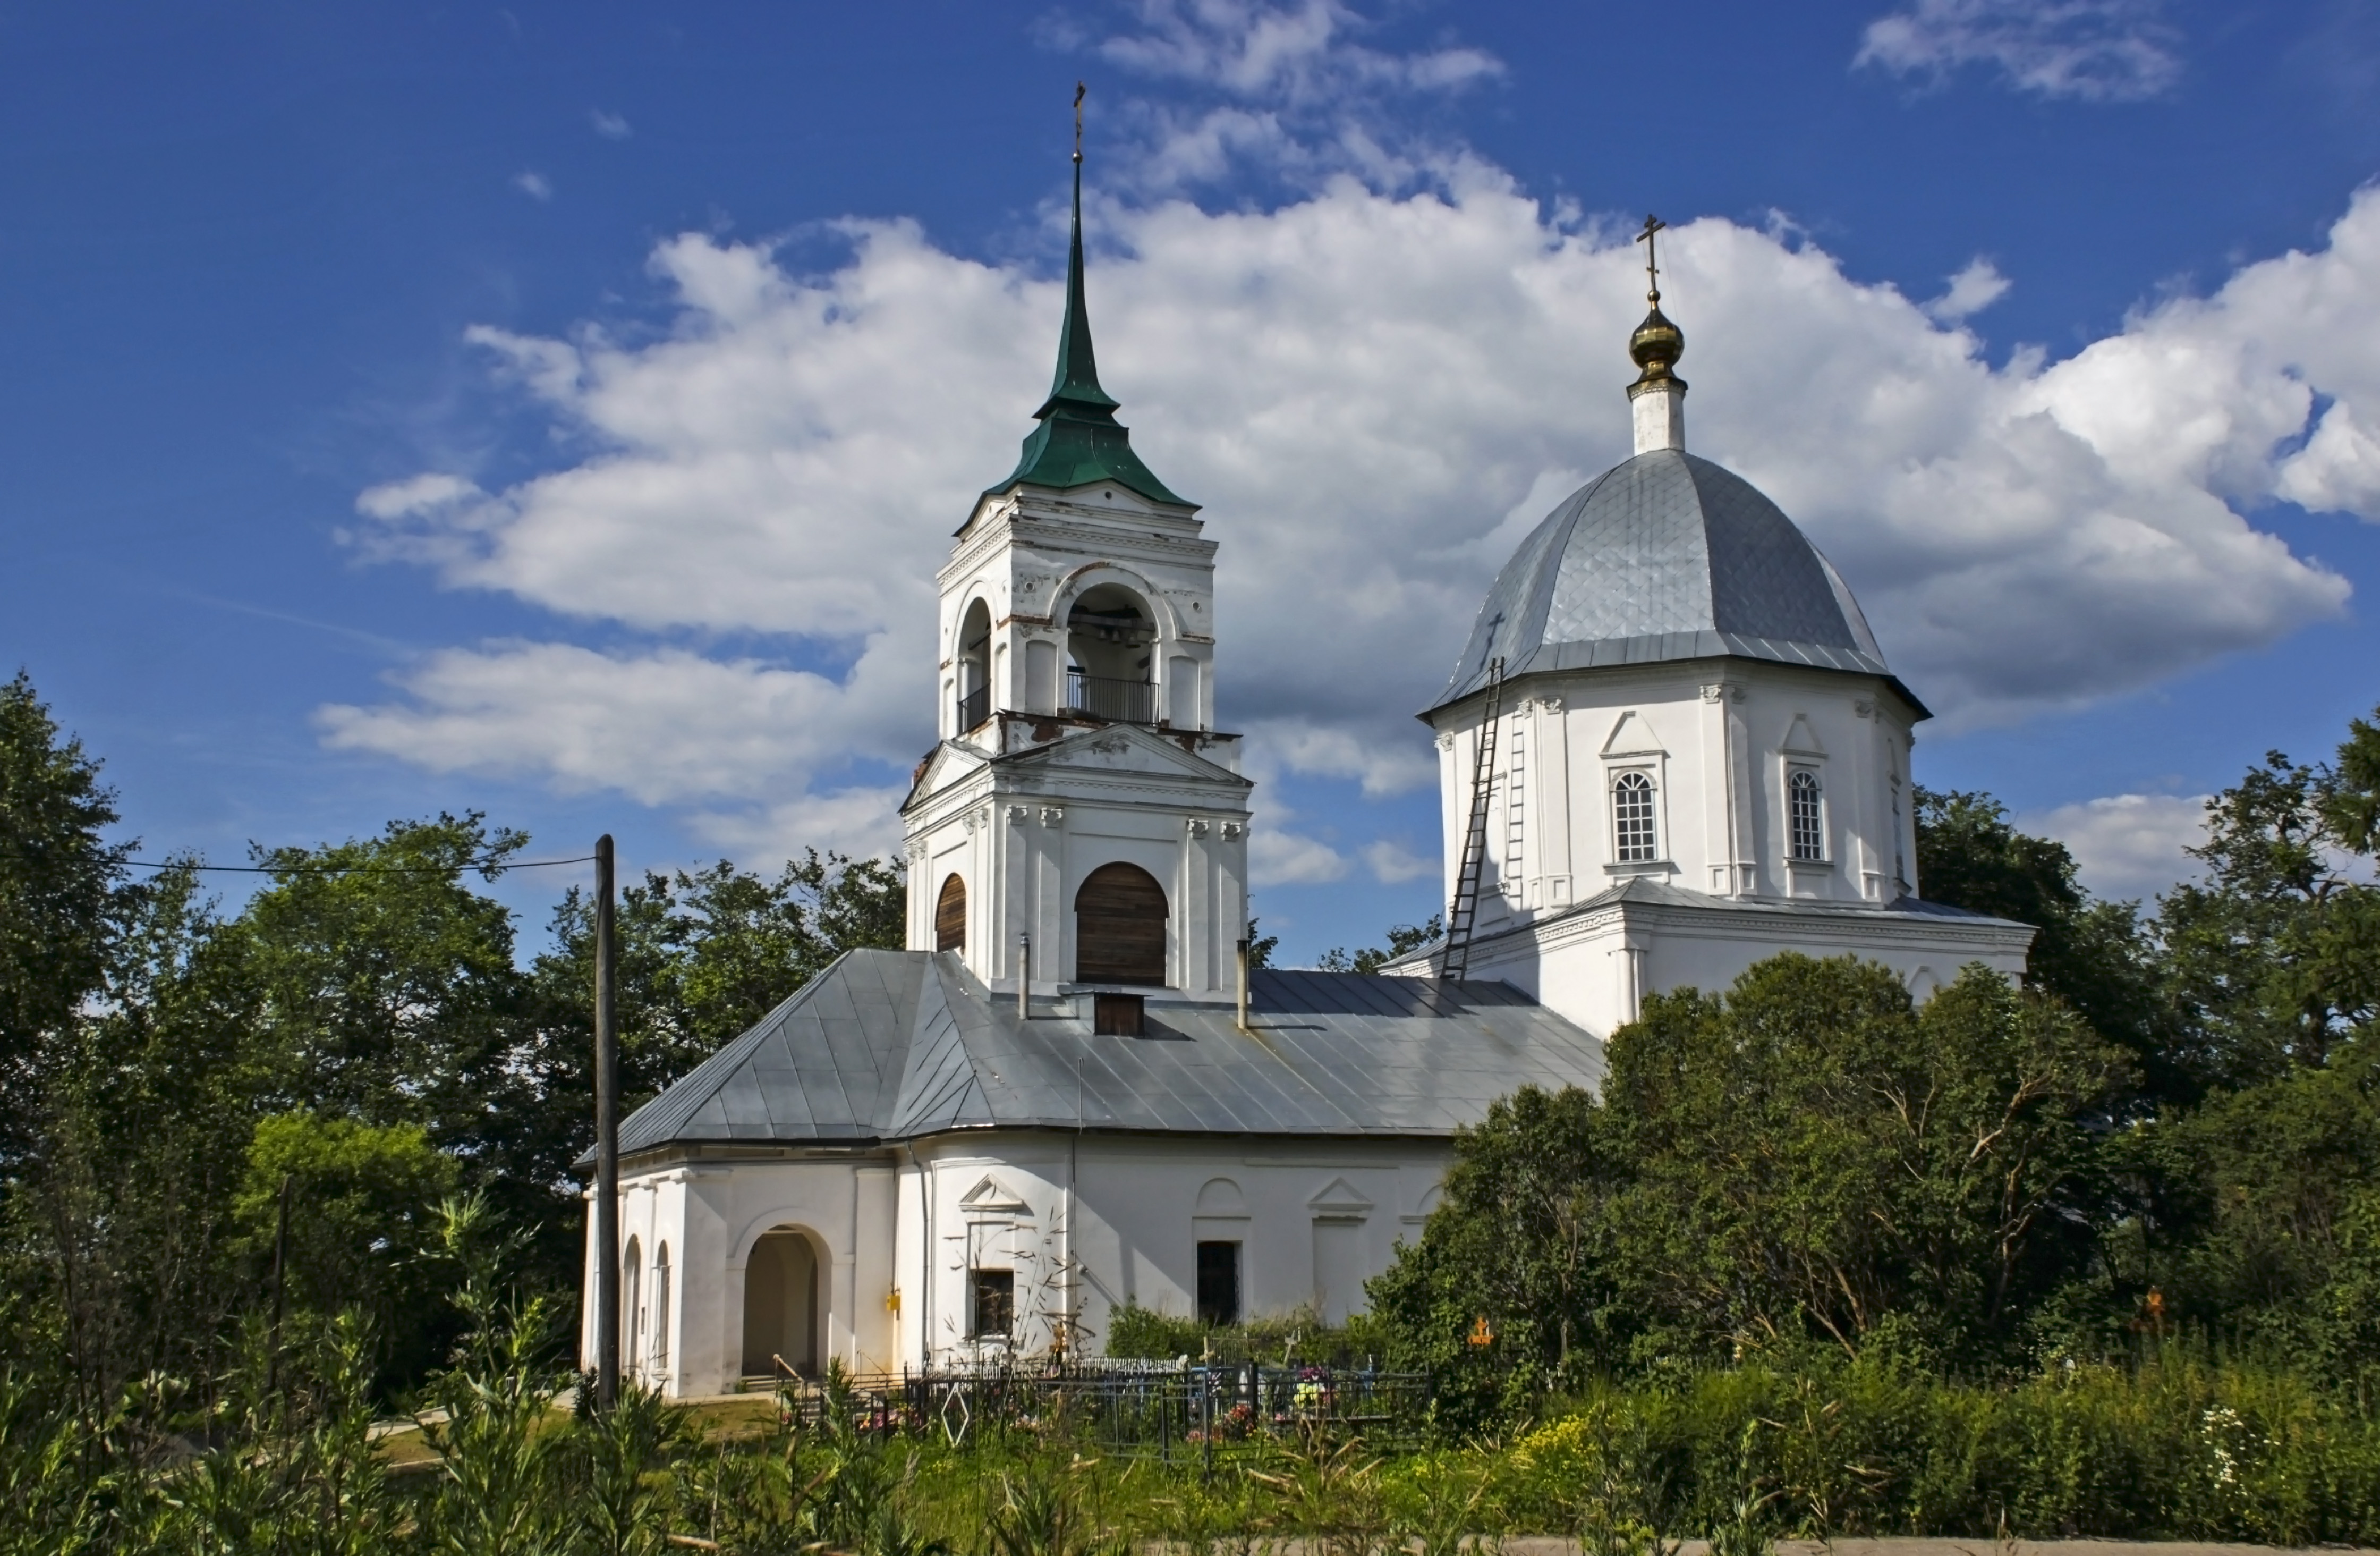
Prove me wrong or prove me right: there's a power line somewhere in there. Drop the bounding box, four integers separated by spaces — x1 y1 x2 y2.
123 853 599 876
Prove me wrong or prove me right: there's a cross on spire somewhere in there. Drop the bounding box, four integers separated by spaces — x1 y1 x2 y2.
1074 80 1085 165
1636 213 1667 305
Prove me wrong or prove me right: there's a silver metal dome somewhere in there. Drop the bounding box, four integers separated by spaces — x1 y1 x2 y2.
1427 449 1922 716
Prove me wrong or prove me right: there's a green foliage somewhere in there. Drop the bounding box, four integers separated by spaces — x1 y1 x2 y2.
0 672 134 1165
530 849 906 1106
2156 728 2380 1091
1316 914 1443 974
1374 957 2128 1393
1915 787 2170 1100
234 1112 462 1391
1103 1301 1382 1366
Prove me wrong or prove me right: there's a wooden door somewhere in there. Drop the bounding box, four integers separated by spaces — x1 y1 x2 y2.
1073 862 1168 985
934 873 966 953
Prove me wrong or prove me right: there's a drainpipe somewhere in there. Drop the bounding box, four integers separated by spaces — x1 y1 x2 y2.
1018 932 1031 1021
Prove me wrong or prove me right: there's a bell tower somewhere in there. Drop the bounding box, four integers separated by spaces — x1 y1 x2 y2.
899 100 1252 1001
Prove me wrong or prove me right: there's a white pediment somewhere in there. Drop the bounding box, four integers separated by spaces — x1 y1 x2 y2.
908 741 989 805
960 1174 1031 1216
1601 710 1667 758
1781 714 1826 757
1033 723 1245 785
1307 1176 1374 1214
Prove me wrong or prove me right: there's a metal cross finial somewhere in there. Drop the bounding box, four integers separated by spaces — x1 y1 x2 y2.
1074 81 1086 164
1636 213 1667 303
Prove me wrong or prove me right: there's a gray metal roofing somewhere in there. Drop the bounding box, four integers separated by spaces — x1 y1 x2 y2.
1430 450 1917 715
609 949 1606 1156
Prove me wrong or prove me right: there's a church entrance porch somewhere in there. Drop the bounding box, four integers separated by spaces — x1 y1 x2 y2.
742 1227 822 1381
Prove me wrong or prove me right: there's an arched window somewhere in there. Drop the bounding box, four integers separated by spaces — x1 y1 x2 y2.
956 599 992 730
934 874 966 954
1074 862 1168 986
1789 771 1824 861
1612 772 1658 862
651 1244 671 1371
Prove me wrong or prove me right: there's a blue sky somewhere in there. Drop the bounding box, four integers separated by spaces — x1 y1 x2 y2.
5 0 2379 965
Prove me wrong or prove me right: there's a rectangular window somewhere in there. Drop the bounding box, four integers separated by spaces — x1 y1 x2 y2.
1196 1241 1242 1326
969 1268 1015 1340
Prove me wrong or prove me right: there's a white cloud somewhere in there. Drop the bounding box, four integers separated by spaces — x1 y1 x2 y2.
591 110 632 141
2019 792 2208 901
1362 839 1435 884
1856 0 2182 100
1250 822 1349 886
1924 257 2011 322
682 788 909 863
316 640 917 806
2276 402 2380 515
514 171 554 201
337 179 2380 825
332 1 2380 881
1099 0 1500 101
355 472 482 521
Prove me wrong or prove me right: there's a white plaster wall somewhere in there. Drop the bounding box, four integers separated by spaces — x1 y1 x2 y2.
897 1132 1452 1369
1432 660 1925 925
582 1157 904 1399
902 737 1250 999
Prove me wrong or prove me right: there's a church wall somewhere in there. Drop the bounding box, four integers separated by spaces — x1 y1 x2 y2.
1431 659 1925 929
897 1132 1451 1369
584 1156 904 1399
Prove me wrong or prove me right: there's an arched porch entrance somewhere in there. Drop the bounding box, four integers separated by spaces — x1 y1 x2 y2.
741 1227 822 1380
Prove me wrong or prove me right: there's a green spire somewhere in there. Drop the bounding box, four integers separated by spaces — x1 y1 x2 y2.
985 99 1189 509
1035 161 1120 418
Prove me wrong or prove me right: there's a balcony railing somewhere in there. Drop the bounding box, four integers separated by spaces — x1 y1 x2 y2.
1067 669 1157 724
956 685 990 732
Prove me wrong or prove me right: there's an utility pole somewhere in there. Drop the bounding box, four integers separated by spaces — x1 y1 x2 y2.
593 834 622 1410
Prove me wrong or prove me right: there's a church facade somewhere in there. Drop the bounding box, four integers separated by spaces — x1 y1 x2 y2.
579 187 2029 1398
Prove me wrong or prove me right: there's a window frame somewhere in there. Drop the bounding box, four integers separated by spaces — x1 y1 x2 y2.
1195 1240 1243 1327
968 1267 1016 1341
1787 766 1827 864
1609 768 1662 865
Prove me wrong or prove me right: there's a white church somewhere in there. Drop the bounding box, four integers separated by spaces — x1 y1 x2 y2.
580 170 2033 1396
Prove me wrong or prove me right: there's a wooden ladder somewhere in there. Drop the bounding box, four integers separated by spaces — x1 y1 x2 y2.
1441 656 1506 983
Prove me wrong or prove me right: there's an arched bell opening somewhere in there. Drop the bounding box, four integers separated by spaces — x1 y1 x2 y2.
1074 861 1169 986
956 598 993 731
741 1227 822 1381
1064 582 1158 724
934 873 967 954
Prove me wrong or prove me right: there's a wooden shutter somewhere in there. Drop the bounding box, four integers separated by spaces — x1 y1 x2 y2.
934 874 966 953
1073 862 1168 986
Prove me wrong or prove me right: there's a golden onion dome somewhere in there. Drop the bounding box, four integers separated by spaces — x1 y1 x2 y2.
1629 301 1685 384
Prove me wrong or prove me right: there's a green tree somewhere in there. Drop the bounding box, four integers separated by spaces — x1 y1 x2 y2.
1916 788 2169 1100
233 1112 461 1392
530 849 905 1110
18 864 265 1403
1365 1082 1625 1408
1609 957 2124 1365
1315 914 1443 974
2156 718 2380 1092
1372 953 2128 1387
0 672 133 1168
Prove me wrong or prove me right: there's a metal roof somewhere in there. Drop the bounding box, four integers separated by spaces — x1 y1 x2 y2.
608 949 1605 1157
1428 450 1924 717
